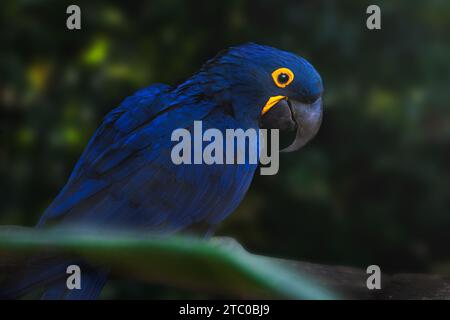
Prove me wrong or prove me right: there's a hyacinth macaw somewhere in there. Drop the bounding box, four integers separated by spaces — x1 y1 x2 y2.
1 43 323 299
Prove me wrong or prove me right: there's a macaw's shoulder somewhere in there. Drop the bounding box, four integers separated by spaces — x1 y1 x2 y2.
65 83 171 185
104 83 172 134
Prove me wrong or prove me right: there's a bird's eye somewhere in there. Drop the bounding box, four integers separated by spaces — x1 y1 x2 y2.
278 73 289 84
272 67 294 88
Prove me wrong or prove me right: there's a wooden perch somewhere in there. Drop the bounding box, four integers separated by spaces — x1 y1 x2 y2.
282 259 450 300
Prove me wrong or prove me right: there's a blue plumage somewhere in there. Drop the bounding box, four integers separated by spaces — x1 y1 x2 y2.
2 43 323 299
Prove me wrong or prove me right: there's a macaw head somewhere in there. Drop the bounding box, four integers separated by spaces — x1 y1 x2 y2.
180 43 324 152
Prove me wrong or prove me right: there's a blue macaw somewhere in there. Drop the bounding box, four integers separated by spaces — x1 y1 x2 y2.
1 43 323 299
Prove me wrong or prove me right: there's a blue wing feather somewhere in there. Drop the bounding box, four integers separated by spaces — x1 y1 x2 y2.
39 83 257 233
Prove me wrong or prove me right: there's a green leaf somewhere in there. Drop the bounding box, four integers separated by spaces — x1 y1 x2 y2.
0 227 337 299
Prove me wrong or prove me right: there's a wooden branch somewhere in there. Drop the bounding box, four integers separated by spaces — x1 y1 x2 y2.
282 259 450 300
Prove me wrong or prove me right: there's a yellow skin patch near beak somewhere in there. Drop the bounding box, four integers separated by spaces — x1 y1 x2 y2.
261 95 286 115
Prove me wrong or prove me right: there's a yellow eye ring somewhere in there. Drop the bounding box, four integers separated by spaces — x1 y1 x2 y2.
272 67 294 88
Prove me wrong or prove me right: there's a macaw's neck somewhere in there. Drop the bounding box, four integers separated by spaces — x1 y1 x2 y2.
229 93 266 129
174 72 266 129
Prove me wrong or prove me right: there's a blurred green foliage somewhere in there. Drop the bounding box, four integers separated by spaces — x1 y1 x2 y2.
1 0 450 297
0 227 337 299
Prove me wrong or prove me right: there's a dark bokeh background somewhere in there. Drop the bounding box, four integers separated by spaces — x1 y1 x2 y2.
1 0 450 298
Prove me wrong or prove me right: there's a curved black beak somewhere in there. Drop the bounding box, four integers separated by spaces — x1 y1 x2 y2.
260 97 323 152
